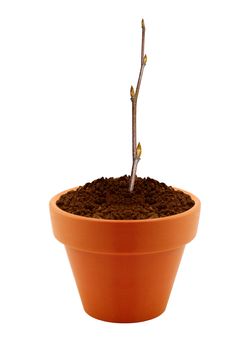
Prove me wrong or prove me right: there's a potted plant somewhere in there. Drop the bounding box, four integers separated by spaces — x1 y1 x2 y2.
49 19 201 323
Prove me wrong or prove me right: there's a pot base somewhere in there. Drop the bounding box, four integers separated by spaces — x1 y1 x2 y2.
84 306 166 323
66 246 185 323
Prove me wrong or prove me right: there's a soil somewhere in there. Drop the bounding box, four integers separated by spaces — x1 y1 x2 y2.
56 176 195 220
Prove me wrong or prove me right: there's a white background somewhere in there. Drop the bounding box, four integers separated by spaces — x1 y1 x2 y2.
0 0 250 349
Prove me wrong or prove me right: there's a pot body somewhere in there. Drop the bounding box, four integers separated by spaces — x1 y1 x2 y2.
50 188 200 323
66 246 184 322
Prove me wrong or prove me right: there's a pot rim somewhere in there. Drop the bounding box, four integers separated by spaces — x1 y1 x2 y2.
50 186 200 224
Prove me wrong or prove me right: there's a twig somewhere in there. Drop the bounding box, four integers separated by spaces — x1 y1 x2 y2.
129 19 147 192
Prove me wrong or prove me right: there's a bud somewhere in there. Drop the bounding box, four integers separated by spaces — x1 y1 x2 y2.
130 85 135 98
136 142 142 158
141 19 145 29
143 54 147 65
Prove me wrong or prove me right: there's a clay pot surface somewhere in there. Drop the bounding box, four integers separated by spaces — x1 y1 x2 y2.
50 188 200 323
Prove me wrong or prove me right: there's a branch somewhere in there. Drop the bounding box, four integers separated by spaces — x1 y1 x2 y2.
129 19 147 192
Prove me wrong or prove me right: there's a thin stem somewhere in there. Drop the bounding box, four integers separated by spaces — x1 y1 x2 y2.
129 19 147 192
141 19 145 66
132 99 136 159
135 19 146 100
129 158 140 192
135 65 145 102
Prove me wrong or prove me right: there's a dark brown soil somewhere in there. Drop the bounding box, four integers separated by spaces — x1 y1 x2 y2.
56 176 195 220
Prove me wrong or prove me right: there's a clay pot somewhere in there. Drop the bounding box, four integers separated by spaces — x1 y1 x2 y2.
49 188 200 323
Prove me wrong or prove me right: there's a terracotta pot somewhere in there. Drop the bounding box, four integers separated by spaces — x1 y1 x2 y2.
49 188 200 323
